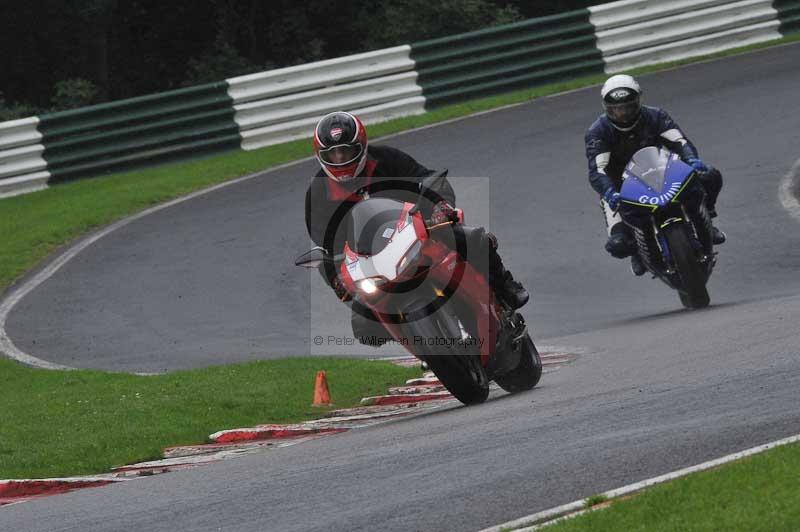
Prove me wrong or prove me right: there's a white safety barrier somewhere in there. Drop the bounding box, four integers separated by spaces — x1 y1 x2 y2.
0 117 50 198
227 46 426 151
590 0 782 73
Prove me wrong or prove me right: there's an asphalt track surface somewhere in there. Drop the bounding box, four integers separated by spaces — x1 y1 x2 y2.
2 43 800 531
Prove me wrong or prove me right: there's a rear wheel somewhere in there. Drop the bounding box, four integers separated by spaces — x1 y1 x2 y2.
663 223 710 309
406 312 489 405
494 334 542 393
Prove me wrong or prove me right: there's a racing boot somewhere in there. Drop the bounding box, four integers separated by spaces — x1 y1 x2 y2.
499 270 530 310
485 233 529 309
708 208 726 245
711 226 726 245
630 253 646 277
463 227 530 310
709 222 726 245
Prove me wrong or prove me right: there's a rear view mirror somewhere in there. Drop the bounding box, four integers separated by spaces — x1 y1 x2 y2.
419 169 449 196
295 246 332 268
415 169 450 213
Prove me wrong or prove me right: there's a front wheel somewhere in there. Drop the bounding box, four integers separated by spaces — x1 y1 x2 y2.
494 334 542 393
663 223 710 309
405 312 489 405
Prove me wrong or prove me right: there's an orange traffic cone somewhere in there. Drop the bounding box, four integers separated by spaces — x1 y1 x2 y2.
312 370 332 407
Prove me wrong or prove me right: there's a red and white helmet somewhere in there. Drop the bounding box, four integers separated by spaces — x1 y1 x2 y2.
313 111 368 182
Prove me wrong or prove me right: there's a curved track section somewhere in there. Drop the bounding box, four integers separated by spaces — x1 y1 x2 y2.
2 44 800 531
6 44 800 372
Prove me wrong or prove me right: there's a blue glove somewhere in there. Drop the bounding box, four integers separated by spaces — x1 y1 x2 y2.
686 158 708 172
603 187 621 210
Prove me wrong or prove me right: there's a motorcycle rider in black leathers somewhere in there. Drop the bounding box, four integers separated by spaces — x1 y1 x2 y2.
585 74 725 276
305 111 529 345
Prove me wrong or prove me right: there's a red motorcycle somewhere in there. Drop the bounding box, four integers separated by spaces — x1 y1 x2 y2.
296 173 541 405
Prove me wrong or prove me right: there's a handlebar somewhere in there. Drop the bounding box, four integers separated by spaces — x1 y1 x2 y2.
424 207 464 230
425 219 455 231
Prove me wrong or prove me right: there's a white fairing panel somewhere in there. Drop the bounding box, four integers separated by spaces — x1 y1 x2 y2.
345 215 419 282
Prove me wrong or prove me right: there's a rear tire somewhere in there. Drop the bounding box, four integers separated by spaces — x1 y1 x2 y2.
405 313 489 405
494 334 542 393
663 223 710 309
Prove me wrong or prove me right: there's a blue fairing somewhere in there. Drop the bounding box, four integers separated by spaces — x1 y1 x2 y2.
620 147 694 208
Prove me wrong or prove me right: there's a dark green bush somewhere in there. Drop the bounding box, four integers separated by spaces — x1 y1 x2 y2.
51 78 99 111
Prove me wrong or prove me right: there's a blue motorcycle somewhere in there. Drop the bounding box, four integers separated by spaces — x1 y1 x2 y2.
618 146 716 309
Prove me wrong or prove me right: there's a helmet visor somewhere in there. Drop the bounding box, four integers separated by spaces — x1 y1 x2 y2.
604 97 640 126
318 143 364 166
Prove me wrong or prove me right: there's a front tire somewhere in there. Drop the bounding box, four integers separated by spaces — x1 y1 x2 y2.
663 223 710 309
494 334 542 393
405 312 489 405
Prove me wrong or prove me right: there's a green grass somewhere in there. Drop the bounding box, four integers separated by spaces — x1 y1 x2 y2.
584 494 609 508
0 357 420 479
540 442 800 531
3 34 800 295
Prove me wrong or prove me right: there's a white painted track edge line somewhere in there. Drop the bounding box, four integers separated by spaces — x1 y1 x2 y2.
0 159 315 371
0 475 125 484
479 433 800 532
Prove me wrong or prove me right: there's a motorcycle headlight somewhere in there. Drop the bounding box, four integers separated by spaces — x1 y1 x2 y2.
357 277 387 295
397 241 423 275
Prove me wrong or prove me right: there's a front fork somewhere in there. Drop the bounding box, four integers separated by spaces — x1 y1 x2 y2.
651 204 715 274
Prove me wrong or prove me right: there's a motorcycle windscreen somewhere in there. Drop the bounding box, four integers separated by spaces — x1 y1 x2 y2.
621 147 693 206
346 198 406 256
624 146 669 191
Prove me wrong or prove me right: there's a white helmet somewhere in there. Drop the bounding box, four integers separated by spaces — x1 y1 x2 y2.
601 75 642 131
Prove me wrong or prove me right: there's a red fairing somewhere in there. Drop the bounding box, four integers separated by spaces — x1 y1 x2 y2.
411 208 428 240
339 243 358 294
396 202 430 242
367 236 499 366
335 202 500 367
396 202 412 232
423 245 498 365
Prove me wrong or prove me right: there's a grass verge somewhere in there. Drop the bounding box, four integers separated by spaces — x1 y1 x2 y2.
2 34 800 294
0 357 420 479
540 442 800 531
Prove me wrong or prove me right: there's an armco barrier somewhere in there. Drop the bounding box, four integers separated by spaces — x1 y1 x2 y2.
588 0 735 29
237 95 426 152
0 117 50 197
590 0 782 72
37 82 239 183
775 0 800 34
409 10 604 107
226 46 425 150
0 0 796 196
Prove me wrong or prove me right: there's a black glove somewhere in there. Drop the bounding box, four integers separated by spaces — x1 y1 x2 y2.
430 201 462 225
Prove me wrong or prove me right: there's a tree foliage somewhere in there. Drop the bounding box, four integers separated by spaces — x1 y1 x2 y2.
0 0 604 118
51 79 100 111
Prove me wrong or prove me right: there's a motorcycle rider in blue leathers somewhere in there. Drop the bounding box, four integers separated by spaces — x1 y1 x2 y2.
585 74 726 276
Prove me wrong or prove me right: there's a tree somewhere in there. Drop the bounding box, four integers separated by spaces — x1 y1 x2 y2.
352 0 523 50
75 0 118 101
